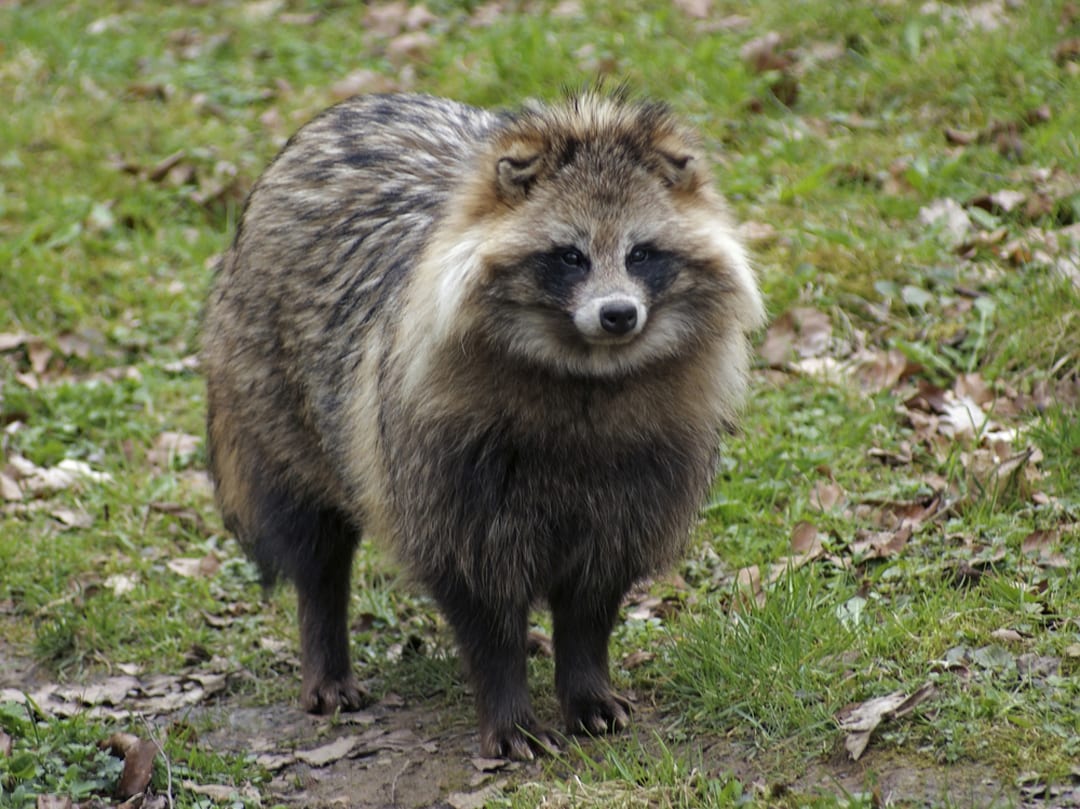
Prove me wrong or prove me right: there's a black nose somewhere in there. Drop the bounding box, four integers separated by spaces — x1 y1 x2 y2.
599 301 638 335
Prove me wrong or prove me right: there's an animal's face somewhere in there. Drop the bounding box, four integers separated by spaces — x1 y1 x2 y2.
412 93 764 381
475 156 753 378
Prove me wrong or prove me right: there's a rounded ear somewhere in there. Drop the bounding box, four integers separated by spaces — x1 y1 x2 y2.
496 152 544 203
656 151 700 192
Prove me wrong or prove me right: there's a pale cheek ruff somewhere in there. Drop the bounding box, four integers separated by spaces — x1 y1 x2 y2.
680 200 767 333
397 224 490 400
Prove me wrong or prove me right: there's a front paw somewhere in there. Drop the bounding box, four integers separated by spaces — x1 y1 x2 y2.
564 690 632 736
480 716 562 761
301 674 370 714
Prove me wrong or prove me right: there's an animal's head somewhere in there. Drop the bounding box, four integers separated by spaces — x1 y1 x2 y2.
416 91 765 379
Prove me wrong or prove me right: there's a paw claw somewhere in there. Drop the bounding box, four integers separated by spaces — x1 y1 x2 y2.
302 675 370 714
481 720 561 761
566 691 632 736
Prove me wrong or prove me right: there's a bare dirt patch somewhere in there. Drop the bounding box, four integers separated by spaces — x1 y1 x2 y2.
4 655 1071 808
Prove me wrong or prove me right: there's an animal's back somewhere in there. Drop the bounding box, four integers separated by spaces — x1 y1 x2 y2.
203 94 498 521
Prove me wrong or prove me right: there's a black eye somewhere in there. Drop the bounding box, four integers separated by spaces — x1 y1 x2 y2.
561 248 585 267
627 245 650 264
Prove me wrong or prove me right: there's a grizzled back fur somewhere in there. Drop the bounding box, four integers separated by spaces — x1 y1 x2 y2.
202 90 764 758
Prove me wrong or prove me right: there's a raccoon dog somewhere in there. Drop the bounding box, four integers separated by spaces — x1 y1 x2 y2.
203 90 764 759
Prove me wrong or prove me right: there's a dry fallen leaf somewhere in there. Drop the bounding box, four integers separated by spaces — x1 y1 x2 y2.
147 431 201 468
0 472 22 501
295 735 358 767
330 68 396 100
850 526 911 561
809 480 844 512
34 796 71 809
447 784 505 809
673 0 712 19
0 332 31 352
740 31 792 72
919 198 972 247
118 738 160 799
836 682 936 760
790 520 823 555
6 455 112 495
105 573 139 597
167 554 220 579
759 307 833 366
621 650 655 670
50 506 93 530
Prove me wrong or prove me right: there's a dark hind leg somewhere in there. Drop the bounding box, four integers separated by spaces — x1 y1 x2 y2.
206 397 367 712
249 492 368 713
431 578 560 760
549 582 631 736
244 488 369 712
288 504 369 713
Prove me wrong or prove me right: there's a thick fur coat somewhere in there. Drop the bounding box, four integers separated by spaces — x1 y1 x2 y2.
202 91 764 759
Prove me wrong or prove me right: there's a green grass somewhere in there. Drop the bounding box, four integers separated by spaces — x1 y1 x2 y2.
2 0 1079 806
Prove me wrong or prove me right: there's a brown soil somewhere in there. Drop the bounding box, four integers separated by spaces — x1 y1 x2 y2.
4 646 1074 808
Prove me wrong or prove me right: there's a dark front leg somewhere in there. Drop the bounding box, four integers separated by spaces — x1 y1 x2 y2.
550 584 631 736
291 508 368 714
433 580 559 760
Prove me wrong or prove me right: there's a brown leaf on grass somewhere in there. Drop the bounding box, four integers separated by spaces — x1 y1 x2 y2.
1021 529 1059 555
701 14 751 33
944 127 978 146
56 329 104 361
809 480 844 512
867 441 914 467
738 220 779 247
739 31 799 107
147 431 201 469
386 30 436 63
954 372 993 406
34 797 71 809
330 69 397 101
50 506 93 530
963 445 1043 498
0 332 30 352
102 733 160 799
0 729 11 756
790 520 823 554
836 682 936 761
919 198 972 247
850 526 911 561
1020 529 1069 568
0 472 21 501
551 0 584 18
759 307 832 366
848 348 911 393
3 664 237 720
364 1 410 37
740 31 793 72
526 629 553 658
621 650 655 670
148 501 210 535
673 0 712 19
5 456 112 496
971 189 1027 215
734 564 765 608
1054 37 1080 64
167 554 220 579
184 782 260 802
765 522 832 584
990 627 1028 643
